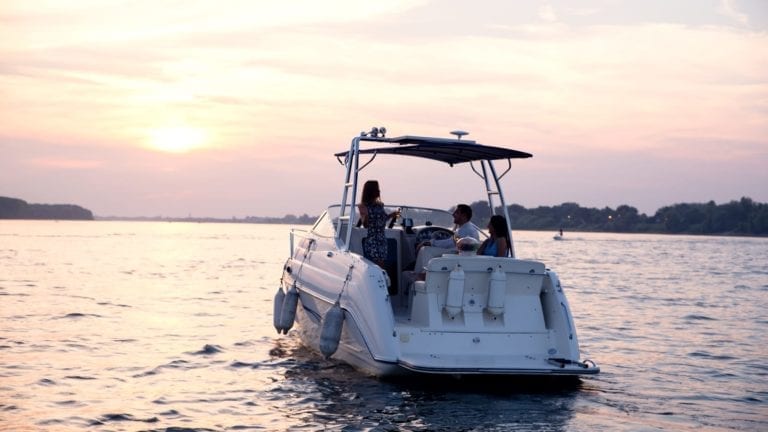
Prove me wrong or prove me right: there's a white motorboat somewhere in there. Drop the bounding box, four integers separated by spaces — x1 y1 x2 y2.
274 128 599 378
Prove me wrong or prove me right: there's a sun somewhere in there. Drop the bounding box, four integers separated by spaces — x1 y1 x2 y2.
147 126 207 153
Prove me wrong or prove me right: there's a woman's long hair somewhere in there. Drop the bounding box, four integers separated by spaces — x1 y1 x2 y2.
361 180 382 206
489 215 511 254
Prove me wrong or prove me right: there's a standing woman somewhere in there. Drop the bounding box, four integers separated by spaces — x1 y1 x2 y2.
357 180 398 267
477 215 511 257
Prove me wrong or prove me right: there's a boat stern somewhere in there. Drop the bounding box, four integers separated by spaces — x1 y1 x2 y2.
393 255 599 376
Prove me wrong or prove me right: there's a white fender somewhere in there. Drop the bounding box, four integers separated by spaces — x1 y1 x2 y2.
319 300 344 358
487 265 506 315
279 283 299 334
445 264 465 318
273 286 286 333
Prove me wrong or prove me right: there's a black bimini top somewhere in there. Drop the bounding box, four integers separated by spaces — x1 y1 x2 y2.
335 135 532 166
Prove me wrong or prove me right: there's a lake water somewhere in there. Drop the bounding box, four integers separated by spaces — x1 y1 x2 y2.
1 220 766 431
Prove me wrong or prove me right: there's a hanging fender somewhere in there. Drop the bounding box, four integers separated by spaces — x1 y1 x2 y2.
486 265 506 315
445 264 465 318
278 283 299 334
273 286 286 333
319 300 345 358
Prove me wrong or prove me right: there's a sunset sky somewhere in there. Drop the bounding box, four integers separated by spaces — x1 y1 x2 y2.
1 1 766 218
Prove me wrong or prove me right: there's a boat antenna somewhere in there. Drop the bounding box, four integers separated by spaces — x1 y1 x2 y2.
360 127 387 138
450 130 469 140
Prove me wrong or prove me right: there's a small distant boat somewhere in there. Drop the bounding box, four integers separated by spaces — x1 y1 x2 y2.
273 128 599 378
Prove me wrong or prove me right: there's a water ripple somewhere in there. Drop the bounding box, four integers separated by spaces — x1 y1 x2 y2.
64 375 96 380
142 427 218 432
230 361 261 368
90 413 159 426
133 360 203 378
683 314 717 321
54 312 102 319
688 351 737 361
189 344 223 355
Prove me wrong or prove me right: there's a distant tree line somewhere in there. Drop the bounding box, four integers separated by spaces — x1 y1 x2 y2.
468 197 767 236
4 193 765 236
0 196 93 220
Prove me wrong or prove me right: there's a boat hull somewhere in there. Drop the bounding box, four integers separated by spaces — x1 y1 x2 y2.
282 247 598 378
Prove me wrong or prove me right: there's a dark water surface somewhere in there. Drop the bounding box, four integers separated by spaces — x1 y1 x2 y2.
1 221 766 431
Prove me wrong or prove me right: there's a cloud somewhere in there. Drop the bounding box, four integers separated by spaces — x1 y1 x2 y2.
538 4 558 22
717 0 750 26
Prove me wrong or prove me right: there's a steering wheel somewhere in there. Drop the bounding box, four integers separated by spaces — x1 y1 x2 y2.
415 226 454 244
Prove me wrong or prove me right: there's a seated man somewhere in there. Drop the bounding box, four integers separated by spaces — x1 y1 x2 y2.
417 204 481 250
413 204 481 274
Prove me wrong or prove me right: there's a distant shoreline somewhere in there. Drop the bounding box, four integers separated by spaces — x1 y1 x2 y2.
84 217 764 238
3 195 766 236
0 196 93 220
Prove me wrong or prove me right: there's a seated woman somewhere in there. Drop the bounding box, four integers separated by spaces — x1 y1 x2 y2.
477 215 511 257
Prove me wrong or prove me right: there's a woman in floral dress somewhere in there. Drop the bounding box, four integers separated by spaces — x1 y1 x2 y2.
357 180 399 268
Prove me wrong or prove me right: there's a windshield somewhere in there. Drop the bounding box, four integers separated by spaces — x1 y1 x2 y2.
326 204 455 233
395 206 454 227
